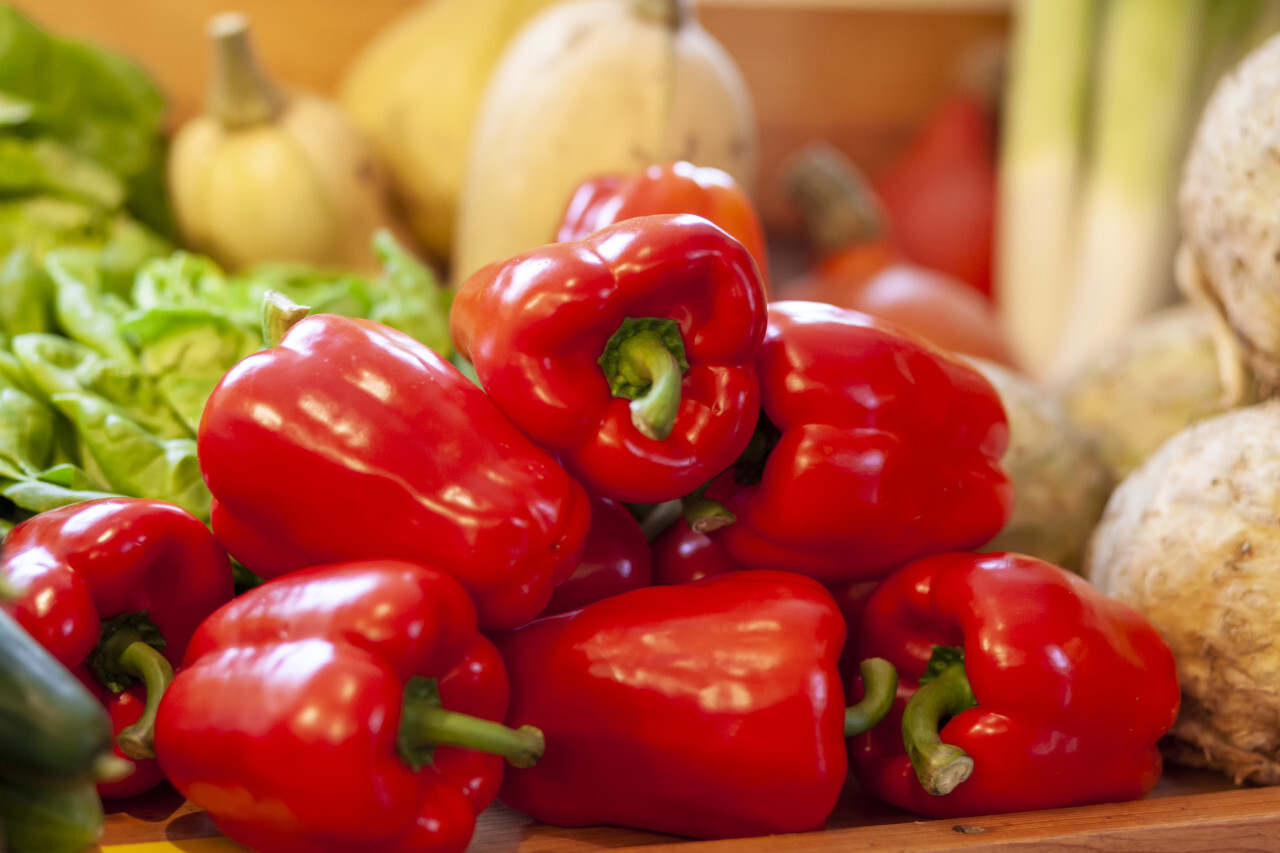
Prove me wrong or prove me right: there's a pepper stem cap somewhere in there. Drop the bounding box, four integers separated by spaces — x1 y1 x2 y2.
682 494 736 533
114 640 174 760
398 676 544 771
844 657 898 737
262 289 311 348
88 612 175 761
598 317 690 441
901 653 978 796
94 753 134 784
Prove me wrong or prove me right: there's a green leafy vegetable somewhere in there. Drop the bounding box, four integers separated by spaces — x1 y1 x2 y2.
46 248 137 368
0 249 52 336
50 393 207 519
0 137 123 208
0 4 174 244
0 5 165 189
1 474 117 517
369 229 454 358
0 188 448 528
0 383 55 479
11 333 189 440
0 91 32 127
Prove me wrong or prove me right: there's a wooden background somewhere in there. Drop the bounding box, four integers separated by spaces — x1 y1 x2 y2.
12 0 1012 234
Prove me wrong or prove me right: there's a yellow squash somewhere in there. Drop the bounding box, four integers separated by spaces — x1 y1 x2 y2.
451 0 758 286
338 0 565 266
168 12 410 273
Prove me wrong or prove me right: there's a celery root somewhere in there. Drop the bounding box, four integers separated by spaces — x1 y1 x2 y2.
967 357 1113 574
1085 400 1280 785
1179 31 1280 396
1057 301 1252 481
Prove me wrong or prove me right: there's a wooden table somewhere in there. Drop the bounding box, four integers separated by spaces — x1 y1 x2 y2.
97 765 1280 852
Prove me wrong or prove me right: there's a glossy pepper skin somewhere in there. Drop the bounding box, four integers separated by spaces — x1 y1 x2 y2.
847 551 1180 818
650 519 877 684
556 161 771 293
450 213 767 505
494 570 848 840
706 300 1012 584
540 495 651 617
156 560 542 853
197 312 591 630
650 518 745 586
1 498 234 798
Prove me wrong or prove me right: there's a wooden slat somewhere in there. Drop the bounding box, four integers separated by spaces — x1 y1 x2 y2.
97 767 1280 852
636 789 1280 852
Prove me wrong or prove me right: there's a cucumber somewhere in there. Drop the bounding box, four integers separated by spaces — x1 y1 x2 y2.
0 779 104 853
0 607 113 787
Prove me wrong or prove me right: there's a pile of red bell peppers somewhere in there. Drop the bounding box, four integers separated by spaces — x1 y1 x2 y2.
0 179 1180 853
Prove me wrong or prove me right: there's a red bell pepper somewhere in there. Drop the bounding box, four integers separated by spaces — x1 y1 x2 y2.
450 213 767 505
847 551 1180 818
650 519 878 685
873 92 998 298
493 570 896 840
701 300 1012 585
650 517 745 586
1 497 235 798
197 304 591 630
155 559 545 853
782 143 1012 366
556 161 772 293
540 495 651 617
90 685 165 799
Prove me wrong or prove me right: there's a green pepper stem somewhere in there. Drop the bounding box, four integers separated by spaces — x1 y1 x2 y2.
261 289 311 348
902 663 977 796
94 753 134 784
682 494 736 533
638 499 685 542
619 330 683 440
844 657 898 737
113 640 174 761
0 572 24 603
401 703 545 770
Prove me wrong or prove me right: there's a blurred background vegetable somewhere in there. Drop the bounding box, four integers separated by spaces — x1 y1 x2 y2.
0 5 173 243
871 42 1001 299
1056 302 1249 483
779 141 1013 368
451 0 758 286
997 0 1280 382
1047 0 1204 381
167 12 412 274
967 356 1112 574
339 0 564 270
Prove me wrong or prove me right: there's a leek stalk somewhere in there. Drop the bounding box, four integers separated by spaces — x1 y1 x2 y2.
997 0 1278 382
995 0 1098 379
1049 0 1207 381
